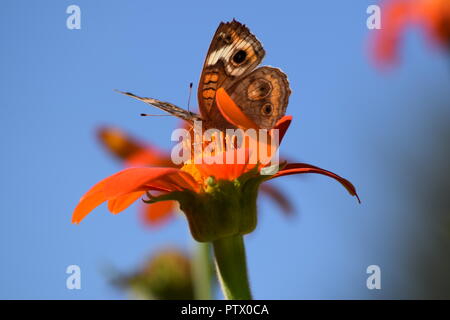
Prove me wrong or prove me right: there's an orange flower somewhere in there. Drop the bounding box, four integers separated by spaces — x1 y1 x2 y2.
74 91 359 242
372 0 450 66
98 124 295 226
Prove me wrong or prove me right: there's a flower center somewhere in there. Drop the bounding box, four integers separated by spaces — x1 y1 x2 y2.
180 163 206 186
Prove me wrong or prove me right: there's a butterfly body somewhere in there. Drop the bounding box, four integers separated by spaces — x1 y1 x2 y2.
119 20 291 131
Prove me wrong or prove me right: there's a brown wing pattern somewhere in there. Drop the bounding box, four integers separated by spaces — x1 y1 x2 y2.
227 66 291 129
198 20 265 129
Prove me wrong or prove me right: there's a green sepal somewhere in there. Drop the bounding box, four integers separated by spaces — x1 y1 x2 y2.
144 166 267 242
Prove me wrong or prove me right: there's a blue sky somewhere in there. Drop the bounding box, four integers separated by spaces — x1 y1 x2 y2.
1 0 450 299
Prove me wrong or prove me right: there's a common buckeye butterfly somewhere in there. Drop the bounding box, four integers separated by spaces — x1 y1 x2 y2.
118 20 291 131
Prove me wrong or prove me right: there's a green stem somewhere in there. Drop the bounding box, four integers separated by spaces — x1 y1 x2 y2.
192 242 213 300
212 235 252 300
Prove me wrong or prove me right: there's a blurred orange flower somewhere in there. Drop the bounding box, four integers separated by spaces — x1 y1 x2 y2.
372 0 450 66
97 126 179 226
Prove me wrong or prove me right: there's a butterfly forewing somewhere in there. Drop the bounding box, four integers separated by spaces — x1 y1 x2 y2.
198 20 266 129
116 90 201 123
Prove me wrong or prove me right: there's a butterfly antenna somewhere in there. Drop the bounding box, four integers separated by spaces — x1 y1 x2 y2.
187 82 193 112
140 113 172 117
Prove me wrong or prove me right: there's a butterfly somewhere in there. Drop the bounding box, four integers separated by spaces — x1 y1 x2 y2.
117 19 291 131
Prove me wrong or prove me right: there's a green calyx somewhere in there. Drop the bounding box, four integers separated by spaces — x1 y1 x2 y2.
144 167 266 242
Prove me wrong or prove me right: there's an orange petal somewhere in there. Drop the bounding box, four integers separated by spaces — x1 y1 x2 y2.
72 167 199 224
272 163 360 202
216 88 259 130
272 115 292 144
372 0 411 66
97 126 172 167
140 200 176 226
102 167 199 199
108 191 145 214
125 150 174 167
72 180 108 224
196 148 256 181
260 183 294 215
414 0 450 46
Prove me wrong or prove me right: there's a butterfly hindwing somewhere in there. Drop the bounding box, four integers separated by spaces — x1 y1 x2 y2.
227 66 291 129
